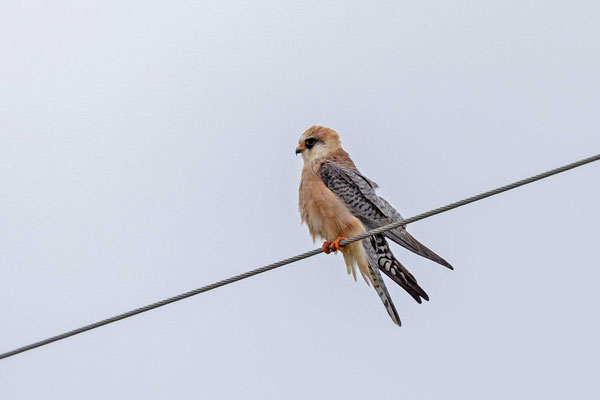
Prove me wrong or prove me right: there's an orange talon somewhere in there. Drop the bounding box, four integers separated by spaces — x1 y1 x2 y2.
331 236 347 252
321 236 347 254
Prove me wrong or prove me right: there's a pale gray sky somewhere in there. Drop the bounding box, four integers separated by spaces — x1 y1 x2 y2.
1 1 599 399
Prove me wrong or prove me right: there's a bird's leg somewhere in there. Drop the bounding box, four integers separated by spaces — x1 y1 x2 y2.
322 236 348 253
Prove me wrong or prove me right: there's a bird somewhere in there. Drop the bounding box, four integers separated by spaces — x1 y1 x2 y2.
296 125 453 326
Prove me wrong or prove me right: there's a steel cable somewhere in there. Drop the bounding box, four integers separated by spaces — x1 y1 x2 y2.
1 153 598 360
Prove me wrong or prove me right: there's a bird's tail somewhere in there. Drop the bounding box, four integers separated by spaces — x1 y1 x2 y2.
342 240 401 326
367 262 402 326
365 234 429 304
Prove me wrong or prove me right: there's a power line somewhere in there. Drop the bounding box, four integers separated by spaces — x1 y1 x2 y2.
1 153 598 360
340 153 600 246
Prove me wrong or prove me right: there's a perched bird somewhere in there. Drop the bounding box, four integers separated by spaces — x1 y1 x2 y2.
296 125 453 326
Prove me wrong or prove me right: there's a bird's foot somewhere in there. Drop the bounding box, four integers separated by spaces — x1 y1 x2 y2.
322 236 348 254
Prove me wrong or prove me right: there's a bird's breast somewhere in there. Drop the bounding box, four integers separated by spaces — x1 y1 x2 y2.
298 165 360 241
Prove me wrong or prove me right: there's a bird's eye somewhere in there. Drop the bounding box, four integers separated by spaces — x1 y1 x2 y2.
305 138 317 148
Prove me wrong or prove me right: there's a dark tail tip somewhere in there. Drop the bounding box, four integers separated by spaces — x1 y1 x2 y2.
433 254 454 270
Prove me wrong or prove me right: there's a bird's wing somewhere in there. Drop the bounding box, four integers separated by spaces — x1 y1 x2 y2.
320 161 453 269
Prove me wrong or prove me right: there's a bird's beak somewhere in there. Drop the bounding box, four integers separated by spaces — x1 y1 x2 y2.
295 145 305 155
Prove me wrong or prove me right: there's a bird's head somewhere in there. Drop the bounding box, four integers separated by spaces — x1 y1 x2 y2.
296 126 342 162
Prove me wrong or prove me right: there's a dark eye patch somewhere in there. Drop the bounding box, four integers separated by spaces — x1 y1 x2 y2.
305 137 317 148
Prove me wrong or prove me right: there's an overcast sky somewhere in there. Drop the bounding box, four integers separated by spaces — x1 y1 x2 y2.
1 1 599 399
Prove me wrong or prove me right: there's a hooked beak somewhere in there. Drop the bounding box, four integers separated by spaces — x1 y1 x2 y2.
295 145 305 155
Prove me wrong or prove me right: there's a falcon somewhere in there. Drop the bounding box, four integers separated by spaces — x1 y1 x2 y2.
296 125 453 326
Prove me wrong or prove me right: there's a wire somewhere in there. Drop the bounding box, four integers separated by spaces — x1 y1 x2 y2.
1 153 598 360
341 153 600 246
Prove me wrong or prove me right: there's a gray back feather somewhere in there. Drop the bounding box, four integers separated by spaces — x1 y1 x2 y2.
320 161 454 269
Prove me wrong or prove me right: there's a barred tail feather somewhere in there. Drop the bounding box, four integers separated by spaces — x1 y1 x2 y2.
368 263 401 326
366 234 429 304
344 238 401 325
